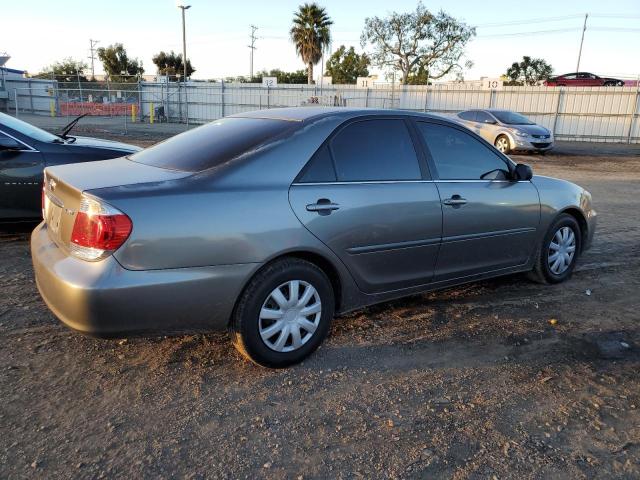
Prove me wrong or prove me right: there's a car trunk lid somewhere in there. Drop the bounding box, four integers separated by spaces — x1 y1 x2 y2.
43 158 191 252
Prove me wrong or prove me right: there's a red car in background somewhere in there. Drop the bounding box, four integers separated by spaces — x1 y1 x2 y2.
545 72 625 87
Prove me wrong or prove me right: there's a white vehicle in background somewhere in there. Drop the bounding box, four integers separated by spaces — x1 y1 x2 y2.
455 109 554 154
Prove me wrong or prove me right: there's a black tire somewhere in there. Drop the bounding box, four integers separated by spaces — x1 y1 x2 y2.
230 258 334 368
528 213 582 284
494 135 511 155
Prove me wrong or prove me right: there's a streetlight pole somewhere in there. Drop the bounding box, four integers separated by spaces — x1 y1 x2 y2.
177 2 191 124
177 3 191 82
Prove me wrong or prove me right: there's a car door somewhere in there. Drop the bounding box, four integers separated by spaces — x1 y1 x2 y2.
474 111 499 143
414 120 540 281
0 130 44 219
289 117 442 294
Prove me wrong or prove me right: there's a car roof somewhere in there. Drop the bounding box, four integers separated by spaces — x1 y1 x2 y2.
230 106 450 123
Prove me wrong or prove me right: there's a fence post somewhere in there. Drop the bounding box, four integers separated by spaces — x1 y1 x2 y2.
14 89 18 116
267 85 270 109
627 79 640 144
137 80 143 122
178 82 182 122
28 79 34 113
221 80 225 118
365 87 369 108
54 81 60 116
184 81 189 126
552 88 564 136
423 86 429 112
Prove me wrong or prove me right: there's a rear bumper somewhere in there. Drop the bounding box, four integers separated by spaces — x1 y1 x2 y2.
31 223 258 337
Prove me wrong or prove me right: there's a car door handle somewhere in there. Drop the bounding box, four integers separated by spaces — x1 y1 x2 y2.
443 195 467 206
306 199 340 215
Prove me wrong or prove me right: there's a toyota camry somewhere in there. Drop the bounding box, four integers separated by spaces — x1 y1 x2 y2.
32 107 596 367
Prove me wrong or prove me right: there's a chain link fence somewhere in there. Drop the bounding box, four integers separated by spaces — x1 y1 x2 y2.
4 79 640 143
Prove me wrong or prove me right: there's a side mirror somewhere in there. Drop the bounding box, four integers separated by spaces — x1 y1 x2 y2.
484 119 497 125
515 163 533 181
0 136 23 151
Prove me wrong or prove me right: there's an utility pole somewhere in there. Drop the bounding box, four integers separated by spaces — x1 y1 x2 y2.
248 25 258 80
178 4 191 82
88 39 99 80
576 13 588 73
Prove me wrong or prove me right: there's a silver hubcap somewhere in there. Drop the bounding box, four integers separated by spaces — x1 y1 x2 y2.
548 226 576 275
259 280 322 353
496 137 509 152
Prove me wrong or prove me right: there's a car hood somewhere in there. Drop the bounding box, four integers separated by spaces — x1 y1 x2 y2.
66 136 141 153
508 124 551 136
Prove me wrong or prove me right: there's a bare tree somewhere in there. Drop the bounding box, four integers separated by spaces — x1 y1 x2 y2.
361 2 475 84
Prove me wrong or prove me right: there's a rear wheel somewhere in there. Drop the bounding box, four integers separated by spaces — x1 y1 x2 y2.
230 258 334 368
528 214 581 284
494 135 511 154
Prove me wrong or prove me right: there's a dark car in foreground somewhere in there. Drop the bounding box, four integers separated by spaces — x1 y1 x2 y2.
455 109 554 154
0 112 140 220
32 107 596 368
544 72 625 87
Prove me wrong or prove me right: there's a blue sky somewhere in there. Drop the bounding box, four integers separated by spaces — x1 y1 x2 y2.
3 0 640 80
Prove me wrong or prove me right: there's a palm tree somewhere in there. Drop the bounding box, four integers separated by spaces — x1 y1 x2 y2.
290 3 333 85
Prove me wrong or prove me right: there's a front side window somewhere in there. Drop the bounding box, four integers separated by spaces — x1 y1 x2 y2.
491 111 534 125
330 119 421 182
417 122 510 180
475 111 495 124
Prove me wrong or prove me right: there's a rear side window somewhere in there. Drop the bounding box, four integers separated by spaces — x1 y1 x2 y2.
298 145 336 183
330 119 421 182
417 122 509 180
129 117 295 172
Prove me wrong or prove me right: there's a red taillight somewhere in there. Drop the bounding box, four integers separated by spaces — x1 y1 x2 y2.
71 212 132 250
69 196 132 261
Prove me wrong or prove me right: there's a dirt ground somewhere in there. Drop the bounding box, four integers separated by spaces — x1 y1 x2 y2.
1 132 639 479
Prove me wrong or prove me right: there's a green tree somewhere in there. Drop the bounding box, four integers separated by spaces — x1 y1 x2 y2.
97 43 144 82
290 3 333 85
151 50 195 79
505 56 553 86
361 2 475 85
33 58 89 82
241 69 309 84
324 46 370 84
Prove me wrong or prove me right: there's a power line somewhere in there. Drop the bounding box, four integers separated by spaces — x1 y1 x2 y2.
475 14 583 28
248 25 258 79
476 28 581 38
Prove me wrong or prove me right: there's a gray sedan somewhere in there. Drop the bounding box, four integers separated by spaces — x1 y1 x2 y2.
32 107 596 368
456 109 554 154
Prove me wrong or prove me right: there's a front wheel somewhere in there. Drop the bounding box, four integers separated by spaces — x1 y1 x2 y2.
494 135 511 154
230 258 334 368
528 214 582 284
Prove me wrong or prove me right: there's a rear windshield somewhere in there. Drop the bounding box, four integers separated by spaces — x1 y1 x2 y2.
129 117 296 172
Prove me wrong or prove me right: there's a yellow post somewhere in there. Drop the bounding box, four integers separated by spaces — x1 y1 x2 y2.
131 104 137 123
150 102 154 124
50 100 55 117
